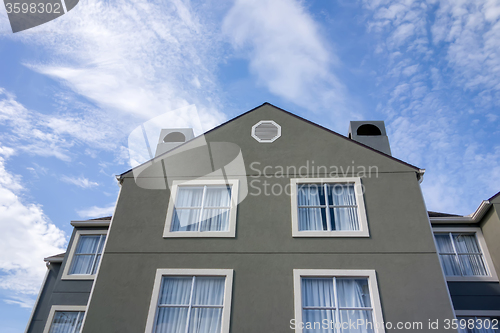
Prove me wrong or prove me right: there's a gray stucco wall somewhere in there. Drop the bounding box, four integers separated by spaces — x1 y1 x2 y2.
82 104 456 332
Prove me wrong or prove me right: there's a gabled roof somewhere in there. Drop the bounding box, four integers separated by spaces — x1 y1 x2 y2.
427 211 461 218
489 191 500 203
118 103 421 179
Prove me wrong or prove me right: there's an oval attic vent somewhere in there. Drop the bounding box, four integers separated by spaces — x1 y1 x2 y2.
251 120 281 143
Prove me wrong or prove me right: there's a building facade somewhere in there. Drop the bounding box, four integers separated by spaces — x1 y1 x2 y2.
25 103 500 333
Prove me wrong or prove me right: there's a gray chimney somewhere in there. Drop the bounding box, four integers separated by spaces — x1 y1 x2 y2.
348 121 392 156
155 128 194 157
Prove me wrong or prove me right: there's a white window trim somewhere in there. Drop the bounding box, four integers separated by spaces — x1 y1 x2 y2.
43 305 86 333
144 268 234 333
433 227 498 282
61 229 107 280
163 179 239 238
293 269 385 333
290 177 369 237
251 120 282 143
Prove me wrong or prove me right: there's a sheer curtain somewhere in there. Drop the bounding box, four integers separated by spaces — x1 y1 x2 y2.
298 185 326 231
49 311 84 333
337 279 373 333
301 278 335 333
155 276 225 333
172 187 203 231
435 234 487 276
201 187 231 232
328 184 359 231
69 235 106 275
453 234 487 276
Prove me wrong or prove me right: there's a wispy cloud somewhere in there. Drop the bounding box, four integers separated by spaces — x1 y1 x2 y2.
222 0 352 120
61 175 99 188
77 203 115 219
362 0 500 214
0 150 66 308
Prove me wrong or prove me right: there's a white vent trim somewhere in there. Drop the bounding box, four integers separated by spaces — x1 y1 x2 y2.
251 120 281 143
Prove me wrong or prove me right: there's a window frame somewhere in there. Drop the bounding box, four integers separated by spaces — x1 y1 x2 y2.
144 268 234 333
433 227 498 282
290 177 369 237
42 305 86 333
61 229 108 280
293 269 385 333
163 179 239 238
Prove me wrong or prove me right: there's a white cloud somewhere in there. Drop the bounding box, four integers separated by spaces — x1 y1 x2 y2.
77 204 115 219
17 0 227 134
61 175 99 188
222 0 352 119
0 153 66 308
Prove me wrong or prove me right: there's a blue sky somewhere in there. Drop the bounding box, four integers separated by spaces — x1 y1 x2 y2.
1 0 500 331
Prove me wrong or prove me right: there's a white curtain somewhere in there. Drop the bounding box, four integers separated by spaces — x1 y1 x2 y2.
302 278 335 333
172 187 203 231
200 187 231 232
69 235 105 275
453 235 487 276
328 184 359 231
298 185 326 231
435 234 487 276
337 279 373 333
49 311 84 333
435 234 461 276
155 277 224 333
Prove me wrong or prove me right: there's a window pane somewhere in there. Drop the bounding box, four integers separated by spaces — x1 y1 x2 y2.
435 234 454 253
458 255 488 276
192 277 225 306
337 279 371 308
330 208 359 231
176 187 204 208
69 254 94 275
188 308 222 333
302 278 334 307
302 310 335 333
439 254 462 276
75 235 101 254
97 235 106 253
200 209 229 232
339 310 374 333
159 277 192 305
328 184 357 206
91 254 101 274
204 187 231 207
171 209 201 231
298 185 326 206
49 311 84 333
453 234 481 253
299 208 327 231
155 307 188 333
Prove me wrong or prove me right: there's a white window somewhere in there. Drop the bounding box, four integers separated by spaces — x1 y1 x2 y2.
164 180 239 238
293 270 385 333
433 228 498 282
62 229 107 280
43 305 86 333
144 269 233 333
291 178 369 237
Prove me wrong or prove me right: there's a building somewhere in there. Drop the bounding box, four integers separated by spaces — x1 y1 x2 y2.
25 103 500 333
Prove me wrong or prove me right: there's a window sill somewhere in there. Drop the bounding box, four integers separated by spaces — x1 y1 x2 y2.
446 276 499 282
163 231 236 238
292 230 370 237
61 274 96 280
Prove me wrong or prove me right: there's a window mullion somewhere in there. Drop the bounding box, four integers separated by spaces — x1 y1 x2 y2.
333 277 340 333
449 233 464 276
198 187 207 232
324 184 332 232
184 276 196 333
88 235 103 275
